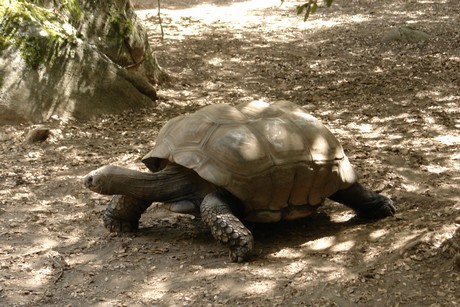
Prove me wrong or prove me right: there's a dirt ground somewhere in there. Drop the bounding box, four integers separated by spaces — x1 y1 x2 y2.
1 0 459 305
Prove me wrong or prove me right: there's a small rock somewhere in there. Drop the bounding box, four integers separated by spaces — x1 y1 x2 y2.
25 127 51 143
382 26 430 43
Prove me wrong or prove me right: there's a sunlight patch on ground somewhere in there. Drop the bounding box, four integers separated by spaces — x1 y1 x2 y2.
436 95 460 102
434 135 460 146
136 0 375 41
417 90 460 104
10 191 36 202
369 229 389 241
32 266 54 285
330 240 355 252
401 182 422 192
418 0 448 3
329 210 354 223
284 261 307 275
36 236 58 247
386 134 404 141
140 282 168 300
432 223 459 248
423 164 450 174
346 122 374 133
300 236 355 253
301 235 335 250
270 247 304 259
208 56 224 66
159 0 281 23
137 0 281 35
242 279 277 295
68 252 104 267
451 153 460 161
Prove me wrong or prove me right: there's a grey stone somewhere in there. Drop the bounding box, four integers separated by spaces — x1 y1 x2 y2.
382 26 430 43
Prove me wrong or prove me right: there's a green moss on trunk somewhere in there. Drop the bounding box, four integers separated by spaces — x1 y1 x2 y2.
0 0 80 68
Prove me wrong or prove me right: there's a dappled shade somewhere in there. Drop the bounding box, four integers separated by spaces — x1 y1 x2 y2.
0 0 458 305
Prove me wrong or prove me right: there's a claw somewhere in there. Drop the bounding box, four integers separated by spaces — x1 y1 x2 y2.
358 197 396 220
103 210 139 232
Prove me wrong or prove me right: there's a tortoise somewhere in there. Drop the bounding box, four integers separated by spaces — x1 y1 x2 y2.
83 100 395 262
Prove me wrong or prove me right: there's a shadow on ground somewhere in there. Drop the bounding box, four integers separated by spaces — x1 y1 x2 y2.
0 0 458 305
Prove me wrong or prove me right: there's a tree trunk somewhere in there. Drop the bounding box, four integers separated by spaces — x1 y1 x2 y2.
77 0 168 84
0 0 167 124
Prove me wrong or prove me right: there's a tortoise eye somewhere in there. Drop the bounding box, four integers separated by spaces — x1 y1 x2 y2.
84 175 94 187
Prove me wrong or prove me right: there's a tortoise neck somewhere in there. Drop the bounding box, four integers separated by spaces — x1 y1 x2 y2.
106 164 214 202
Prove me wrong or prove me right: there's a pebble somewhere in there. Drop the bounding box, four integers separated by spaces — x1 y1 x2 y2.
25 127 50 143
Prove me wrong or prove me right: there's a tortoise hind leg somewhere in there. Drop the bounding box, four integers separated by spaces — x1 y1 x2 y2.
200 190 254 263
329 183 395 219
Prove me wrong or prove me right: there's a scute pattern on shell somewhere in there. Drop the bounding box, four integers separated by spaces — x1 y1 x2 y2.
142 101 357 222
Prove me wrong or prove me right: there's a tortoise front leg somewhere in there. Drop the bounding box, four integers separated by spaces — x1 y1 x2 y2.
103 195 151 232
200 191 254 263
329 182 396 219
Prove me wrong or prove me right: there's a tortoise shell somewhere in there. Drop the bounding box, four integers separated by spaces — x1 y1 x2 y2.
142 100 357 222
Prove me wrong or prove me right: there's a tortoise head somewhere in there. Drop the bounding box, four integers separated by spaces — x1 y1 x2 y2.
83 165 124 195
